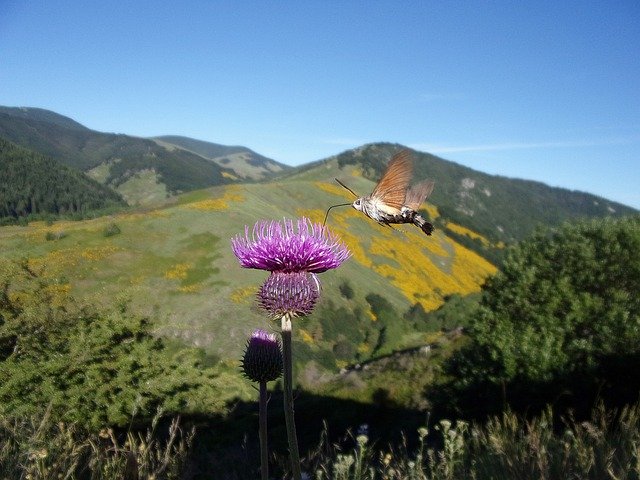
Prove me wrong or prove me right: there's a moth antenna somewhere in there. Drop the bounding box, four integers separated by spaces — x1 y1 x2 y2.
322 203 351 227
334 178 359 198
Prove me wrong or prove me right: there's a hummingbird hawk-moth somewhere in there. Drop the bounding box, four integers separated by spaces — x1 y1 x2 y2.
325 149 435 235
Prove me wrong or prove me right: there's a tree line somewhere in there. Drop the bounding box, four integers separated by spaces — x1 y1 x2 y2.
0 137 125 224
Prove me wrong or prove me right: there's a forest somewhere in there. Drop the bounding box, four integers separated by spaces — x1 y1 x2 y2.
0 137 125 224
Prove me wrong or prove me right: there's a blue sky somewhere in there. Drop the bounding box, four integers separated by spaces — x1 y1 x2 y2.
1 1 639 208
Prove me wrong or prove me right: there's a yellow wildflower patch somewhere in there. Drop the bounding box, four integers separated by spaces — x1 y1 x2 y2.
164 263 192 280
296 208 372 268
450 240 497 291
178 284 201 293
187 186 244 211
446 222 490 246
314 182 354 200
116 210 169 221
423 203 440 220
369 229 496 310
28 250 78 273
44 283 71 307
80 246 120 261
230 286 257 304
423 331 444 344
357 342 371 355
299 328 315 345
221 171 238 180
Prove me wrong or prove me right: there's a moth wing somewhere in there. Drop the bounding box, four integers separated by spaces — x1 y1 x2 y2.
404 180 435 210
370 150 413 209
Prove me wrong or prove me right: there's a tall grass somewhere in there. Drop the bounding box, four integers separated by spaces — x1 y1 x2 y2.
309 402 640 480
1 403 638 479
0 407 193 479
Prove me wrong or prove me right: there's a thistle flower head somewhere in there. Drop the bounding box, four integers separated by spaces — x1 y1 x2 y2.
258 271 320 317
231 217 350 273
241 329 283 383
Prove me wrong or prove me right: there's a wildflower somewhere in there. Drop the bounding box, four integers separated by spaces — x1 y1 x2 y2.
241 329 283 383
231 217 350 273
28 449 48 460
439 419 452 431
231 217 350 480
356 434 369 447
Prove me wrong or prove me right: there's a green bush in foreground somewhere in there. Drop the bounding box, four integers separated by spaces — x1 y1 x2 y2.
435 216 640 418
0 259 228 428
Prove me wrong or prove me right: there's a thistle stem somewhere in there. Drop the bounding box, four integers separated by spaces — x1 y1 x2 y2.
281 313 302 480
259 381 268 480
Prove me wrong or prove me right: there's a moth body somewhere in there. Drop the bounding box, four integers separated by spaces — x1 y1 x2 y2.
348 150 435 236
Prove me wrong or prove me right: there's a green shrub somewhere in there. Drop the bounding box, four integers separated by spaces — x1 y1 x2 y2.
0 259 227 428
45 230 67 241
435 217 640 418
103 222 121 237
339 280 355 300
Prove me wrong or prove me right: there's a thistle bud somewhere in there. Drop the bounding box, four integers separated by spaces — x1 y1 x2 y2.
241 329 283 383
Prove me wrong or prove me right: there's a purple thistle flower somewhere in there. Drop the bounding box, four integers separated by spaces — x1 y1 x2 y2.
231 218 350 273
258 271 320 317
241 329 283 383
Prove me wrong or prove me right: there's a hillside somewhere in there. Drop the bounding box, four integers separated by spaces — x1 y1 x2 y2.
0 107 237 205
154 135 290 180
0 173 497 379
0 137 125 223
0 106 89 131
288 143 636 245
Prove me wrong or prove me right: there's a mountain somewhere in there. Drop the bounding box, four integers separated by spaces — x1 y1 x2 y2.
293 143 636 245
0 106 89 131
2 106 633 237
0 107 238 205
0 137 125 223
154 135 289 180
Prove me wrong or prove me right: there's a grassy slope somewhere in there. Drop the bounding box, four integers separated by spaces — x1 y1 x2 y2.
0 161 496 372
154 135 290 180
